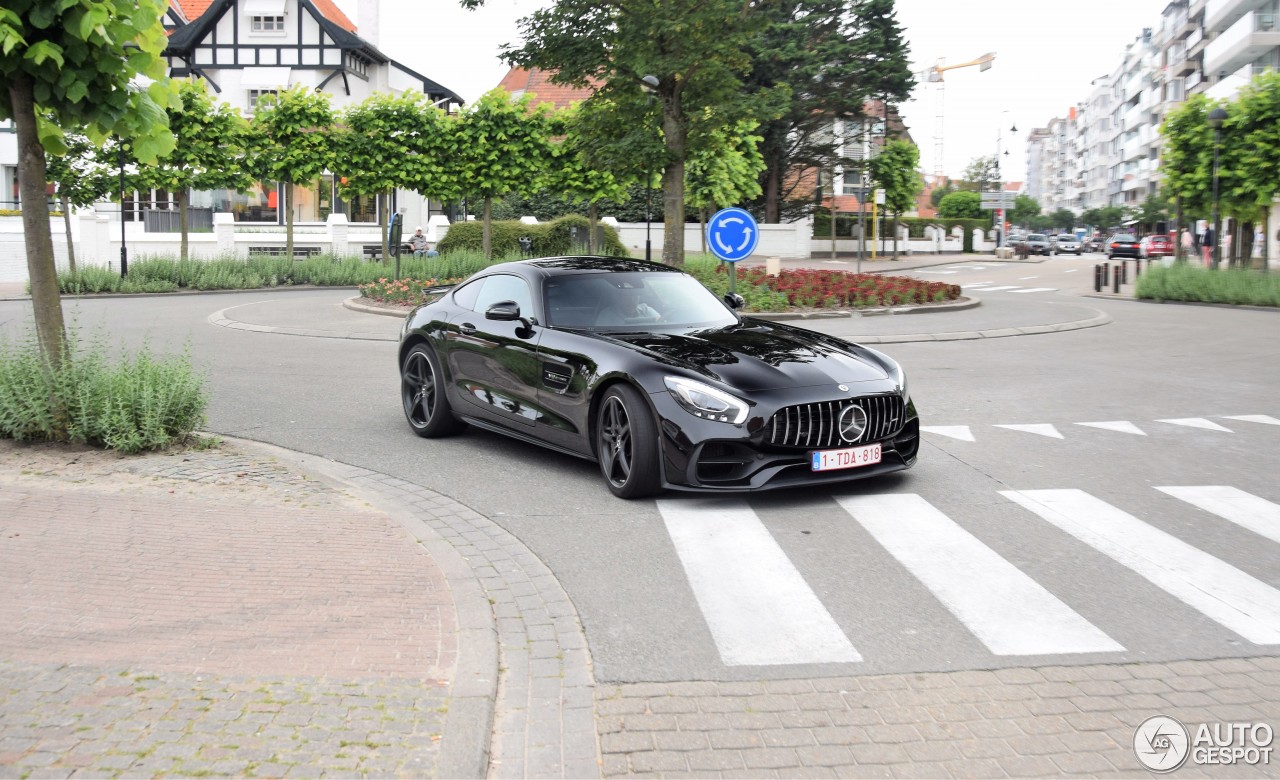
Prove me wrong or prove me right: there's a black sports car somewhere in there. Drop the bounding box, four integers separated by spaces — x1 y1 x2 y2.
398 257 919 498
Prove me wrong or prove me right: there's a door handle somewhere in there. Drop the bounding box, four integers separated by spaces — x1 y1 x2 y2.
459 322 476 335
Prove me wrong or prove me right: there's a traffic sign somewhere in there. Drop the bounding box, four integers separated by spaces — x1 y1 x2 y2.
707 207 759 263
980 191 1015 208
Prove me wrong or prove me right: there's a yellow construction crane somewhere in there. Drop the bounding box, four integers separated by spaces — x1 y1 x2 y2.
925 52 995 178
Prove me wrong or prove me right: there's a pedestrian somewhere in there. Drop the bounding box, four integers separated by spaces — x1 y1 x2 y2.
408 226 429 257
1180 228 1193 260
1202 226 1214 267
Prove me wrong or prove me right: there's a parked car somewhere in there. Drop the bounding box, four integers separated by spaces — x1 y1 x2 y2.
1082 236 1102 252
1105 234 1141 259
397 256 919 498
1053 234 1082 255
1023 233 1052 255
1139 234 1174 259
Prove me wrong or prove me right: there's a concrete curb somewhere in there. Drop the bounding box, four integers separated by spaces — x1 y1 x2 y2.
851 309 1113 344
212 436 500 780
344 296 416 318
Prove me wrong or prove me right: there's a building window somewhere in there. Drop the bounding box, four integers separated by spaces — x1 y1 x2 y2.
248 89 278 111
251 15 284 32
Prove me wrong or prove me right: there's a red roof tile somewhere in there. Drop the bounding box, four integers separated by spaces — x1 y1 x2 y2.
169 0 355 33
496 67 598 109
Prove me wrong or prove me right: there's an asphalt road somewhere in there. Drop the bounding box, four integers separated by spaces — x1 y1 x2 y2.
2 253 1277 686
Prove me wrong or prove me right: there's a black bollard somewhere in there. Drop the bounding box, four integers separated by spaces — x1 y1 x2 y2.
1094 264 1102 292
1114 264 1121 294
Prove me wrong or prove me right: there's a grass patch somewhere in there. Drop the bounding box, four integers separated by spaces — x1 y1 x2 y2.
0 329 208 453
1135 263 1280 306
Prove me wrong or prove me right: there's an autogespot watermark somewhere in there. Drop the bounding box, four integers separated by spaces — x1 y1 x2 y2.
1134 715 1274 772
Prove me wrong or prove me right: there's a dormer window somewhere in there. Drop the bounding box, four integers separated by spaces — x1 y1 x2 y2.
252 15 284 31
248 89 278 111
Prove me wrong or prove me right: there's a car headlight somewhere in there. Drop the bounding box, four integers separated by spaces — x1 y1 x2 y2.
891 363 909 400
664 376 749 424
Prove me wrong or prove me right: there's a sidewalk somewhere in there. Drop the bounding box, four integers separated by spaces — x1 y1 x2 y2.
5 279 1277 779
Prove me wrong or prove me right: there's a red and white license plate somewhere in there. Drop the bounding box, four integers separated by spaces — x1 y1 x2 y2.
811 443 881 472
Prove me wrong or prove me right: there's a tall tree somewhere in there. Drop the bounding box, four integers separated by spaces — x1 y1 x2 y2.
138 79 253 260
462 0 772 265
44 130 116 273
1229 71 1280 267
544 103 632 254
249 86 335 259
453 89 554 259
866 139 921 258
1009 194 1040 226
336 91 456 261
959 155 999 193
0 0 178 366
936 190 983 219
743 0 915 223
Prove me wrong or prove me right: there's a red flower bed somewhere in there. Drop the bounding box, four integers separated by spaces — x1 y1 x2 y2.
716 265 962 309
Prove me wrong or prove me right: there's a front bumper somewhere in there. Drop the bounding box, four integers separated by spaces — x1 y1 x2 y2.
649 384 919 493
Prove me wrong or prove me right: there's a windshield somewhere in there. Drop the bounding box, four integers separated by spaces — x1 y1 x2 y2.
1028 234 1047 242
544 271 739 331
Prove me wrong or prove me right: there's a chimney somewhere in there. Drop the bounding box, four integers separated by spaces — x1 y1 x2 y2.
359 0 380 48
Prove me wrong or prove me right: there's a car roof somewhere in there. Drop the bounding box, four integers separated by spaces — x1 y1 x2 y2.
524 256 683 276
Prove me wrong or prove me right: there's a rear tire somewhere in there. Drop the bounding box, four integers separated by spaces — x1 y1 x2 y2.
596 384 663 499
401 344 466 438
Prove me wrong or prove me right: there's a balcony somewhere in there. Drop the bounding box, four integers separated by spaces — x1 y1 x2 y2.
1204 10 1280 79
1205 0 1270 31
1185 69 1204 89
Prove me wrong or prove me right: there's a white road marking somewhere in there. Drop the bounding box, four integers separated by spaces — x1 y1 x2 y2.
657 499 861 666
1076 421 1147 435
921 425 975 442
1019 276 1039 280
1157 486 1280 546
1156 418 1233 432
961 283 993 288
1065 269 1080 273
1222 415 1280 426
1002 489 1280 645
836 495 1122 656
995 424 1064 439
979 286 1021 291
1008 287 1058 293
916 270 958 275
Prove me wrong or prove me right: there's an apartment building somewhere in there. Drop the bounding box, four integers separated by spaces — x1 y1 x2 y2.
1203 0 1280 98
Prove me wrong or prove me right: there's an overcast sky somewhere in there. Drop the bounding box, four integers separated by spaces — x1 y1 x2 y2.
336 0 1170 182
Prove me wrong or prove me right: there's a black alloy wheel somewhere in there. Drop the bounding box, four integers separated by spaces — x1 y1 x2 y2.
596 384 662 499
401 344 466 437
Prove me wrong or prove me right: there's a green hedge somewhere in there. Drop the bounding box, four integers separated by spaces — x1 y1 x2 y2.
436 214 627 257
1134 264 1280 307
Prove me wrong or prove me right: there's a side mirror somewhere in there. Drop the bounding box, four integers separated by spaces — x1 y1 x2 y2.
723 293 745 310
485 301 521 321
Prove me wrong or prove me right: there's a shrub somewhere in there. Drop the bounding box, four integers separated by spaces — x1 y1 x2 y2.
1135 264 1280 307
0 331 207 453
436 214 627 257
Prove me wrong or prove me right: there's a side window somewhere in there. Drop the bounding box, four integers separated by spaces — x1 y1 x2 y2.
473 274 533 315
450 278 484 311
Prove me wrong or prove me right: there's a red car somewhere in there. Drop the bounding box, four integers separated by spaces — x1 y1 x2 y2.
1139 235 1174 259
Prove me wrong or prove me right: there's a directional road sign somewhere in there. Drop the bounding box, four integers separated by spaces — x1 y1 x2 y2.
980 191 1016 209
707 207 759 263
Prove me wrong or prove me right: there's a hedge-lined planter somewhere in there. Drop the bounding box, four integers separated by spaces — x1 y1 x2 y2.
437 214 627 257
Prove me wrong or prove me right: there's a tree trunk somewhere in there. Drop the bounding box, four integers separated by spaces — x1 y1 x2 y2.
1263 209 1270 273
699 206 707 255
1239 220 1254 269
60 192 77 273
892 214 900 260
588 202 598 254
660 96 687 267
1174 196 1184 263
764 159 781 224
178 189 189 262
482 196 492 260
9 73 66 368
285 182 295 259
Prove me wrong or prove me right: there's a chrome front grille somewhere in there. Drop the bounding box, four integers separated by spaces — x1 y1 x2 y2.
765 395 905 449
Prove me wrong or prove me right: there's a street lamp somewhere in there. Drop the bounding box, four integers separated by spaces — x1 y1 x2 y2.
118 138 128 278
994 114 1016 249
641 74 660 263
1208 106 1228 270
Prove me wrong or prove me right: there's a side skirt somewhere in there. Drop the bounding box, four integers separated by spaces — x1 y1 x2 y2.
456 414 597 462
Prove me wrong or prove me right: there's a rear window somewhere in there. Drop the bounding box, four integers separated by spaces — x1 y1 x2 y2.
1112 234 1137 241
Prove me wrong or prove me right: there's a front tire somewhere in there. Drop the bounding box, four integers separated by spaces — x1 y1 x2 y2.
401 344 466 437
596 384 662 499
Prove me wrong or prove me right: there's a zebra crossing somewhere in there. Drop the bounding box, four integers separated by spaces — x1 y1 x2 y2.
657 484 1280 668
960 281 1059 294
921 413 1280 442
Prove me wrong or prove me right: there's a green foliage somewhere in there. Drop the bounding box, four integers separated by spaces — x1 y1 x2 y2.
1134 264 1280 307
936 190 984 219
1081 206 1127 233
249 86 335 186
436 215 627 257
1009 194 1040 226
1230 71 1280 216
685 119 765 211
868 140 922 216
0 0 179 160
336 91 458 203
54 254 515 294
682 255 789 311
959 155 998 193
1160 93 1215 217
0 331 207 453
141 79 253 196
44 129 114 210
1046 208 1079 231
742 0 916 222
546 103 631 207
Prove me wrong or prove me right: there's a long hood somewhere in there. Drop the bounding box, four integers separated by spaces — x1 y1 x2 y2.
604 321 891 392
